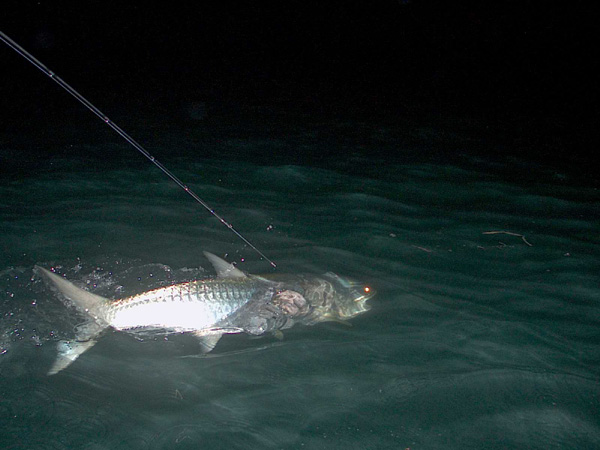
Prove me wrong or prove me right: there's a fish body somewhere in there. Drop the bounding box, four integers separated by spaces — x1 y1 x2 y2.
36 252 374 374
105 278 268 332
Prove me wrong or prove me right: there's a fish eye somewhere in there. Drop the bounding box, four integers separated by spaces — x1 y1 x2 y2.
364 286 371 294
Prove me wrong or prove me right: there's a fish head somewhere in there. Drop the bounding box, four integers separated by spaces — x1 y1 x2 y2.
300 273 375 323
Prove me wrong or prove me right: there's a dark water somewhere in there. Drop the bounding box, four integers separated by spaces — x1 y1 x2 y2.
1 109 599 449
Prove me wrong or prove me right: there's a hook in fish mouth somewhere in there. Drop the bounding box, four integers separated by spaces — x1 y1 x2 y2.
322 272 376 319
354 284 375 302
350 284 375 314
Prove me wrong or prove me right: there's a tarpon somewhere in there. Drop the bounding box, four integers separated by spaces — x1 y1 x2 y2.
36 252 374 375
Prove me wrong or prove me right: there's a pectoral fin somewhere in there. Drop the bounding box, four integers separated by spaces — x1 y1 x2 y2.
195 334 223 353
192 327 243 353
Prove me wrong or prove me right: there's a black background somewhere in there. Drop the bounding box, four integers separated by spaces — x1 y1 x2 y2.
1 1 597 168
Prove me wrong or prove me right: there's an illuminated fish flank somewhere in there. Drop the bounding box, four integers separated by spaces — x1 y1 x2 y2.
36 252 375 375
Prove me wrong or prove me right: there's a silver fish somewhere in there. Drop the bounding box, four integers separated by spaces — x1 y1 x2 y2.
36 252 374 375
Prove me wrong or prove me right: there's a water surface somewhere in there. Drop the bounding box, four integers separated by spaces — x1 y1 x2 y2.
1 110 599 449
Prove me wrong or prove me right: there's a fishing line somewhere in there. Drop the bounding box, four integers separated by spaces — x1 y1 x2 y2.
0 31 276 268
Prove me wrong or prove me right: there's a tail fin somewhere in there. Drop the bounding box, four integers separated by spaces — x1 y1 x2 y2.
35 266 111 375
48 339 98 375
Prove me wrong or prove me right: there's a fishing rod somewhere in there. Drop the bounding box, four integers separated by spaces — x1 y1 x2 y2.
0 30 277 268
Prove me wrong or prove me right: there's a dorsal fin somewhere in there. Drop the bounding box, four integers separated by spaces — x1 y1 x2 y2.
203 251 247 279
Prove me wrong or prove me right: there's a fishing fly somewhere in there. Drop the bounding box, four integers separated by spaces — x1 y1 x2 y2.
0 30 276 268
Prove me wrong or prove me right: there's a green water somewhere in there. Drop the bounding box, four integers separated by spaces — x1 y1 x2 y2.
1 113 599 449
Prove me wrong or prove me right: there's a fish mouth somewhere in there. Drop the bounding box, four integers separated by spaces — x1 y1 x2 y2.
346 279 376 305
353 290 374 313
351 286 375 314
323 273 375 318
356 285 376 302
